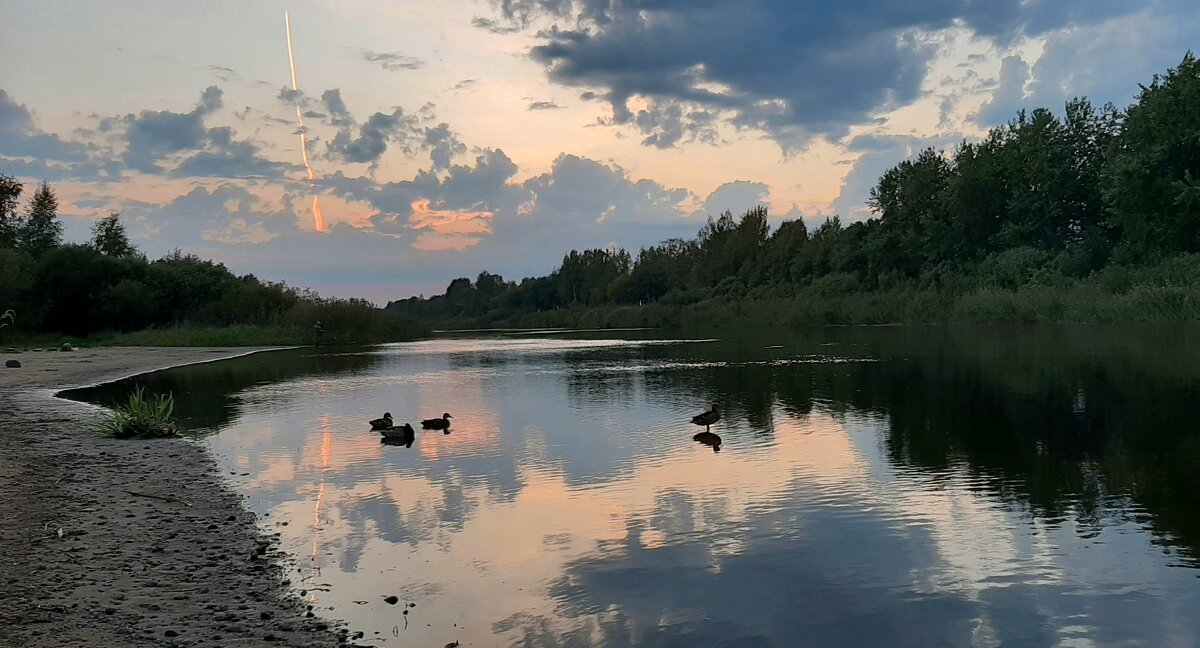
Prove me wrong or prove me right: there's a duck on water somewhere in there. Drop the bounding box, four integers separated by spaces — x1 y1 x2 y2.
369 413 395 430
691 404 720 431
691 404 722 451
380 423 416 447
422 413 453 432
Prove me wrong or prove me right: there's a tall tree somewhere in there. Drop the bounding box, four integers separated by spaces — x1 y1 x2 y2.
0 175 22 249
90 211 136 257
21 181 62 255
869 147 954 275
1105 52 1200 259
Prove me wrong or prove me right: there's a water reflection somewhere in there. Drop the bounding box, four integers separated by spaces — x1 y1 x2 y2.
67 325 1200 646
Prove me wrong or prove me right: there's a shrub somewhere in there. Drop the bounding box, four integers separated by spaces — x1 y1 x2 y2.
99 387 179 439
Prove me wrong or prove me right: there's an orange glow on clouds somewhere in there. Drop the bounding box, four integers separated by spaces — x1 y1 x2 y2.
407 198 494 251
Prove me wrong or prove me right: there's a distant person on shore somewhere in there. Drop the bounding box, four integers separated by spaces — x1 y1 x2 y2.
314 320 325 346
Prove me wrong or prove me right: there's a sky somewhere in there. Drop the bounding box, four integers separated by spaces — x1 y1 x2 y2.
1 0 1197 303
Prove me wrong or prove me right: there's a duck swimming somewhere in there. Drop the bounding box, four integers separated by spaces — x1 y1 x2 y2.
421 413 453 431
369 413 395 430
380 423 416 447
691 404 720 431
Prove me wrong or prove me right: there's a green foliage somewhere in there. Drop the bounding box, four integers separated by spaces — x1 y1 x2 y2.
0 194 426 343
21 181 62 256
387 53 1200 329
99 387 178 439
0 175 22 248
91 212 137 257
1105 52 1200 260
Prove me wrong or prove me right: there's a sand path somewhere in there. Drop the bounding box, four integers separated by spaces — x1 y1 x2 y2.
0 347 357 647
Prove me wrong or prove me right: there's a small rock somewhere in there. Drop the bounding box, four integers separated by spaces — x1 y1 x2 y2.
4 360 20 368
383 596 399 605
164 629 178 637
103 607 116 615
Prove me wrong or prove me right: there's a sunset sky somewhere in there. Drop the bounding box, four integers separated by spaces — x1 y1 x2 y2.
1 0 1196 301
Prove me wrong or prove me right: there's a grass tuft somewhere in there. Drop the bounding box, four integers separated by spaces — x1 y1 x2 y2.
99 387 179 439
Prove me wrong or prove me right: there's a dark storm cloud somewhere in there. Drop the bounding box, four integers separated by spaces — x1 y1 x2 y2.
699 181 770 217
321 89 467 169
325 100 420 166
320 89 354 127
629 102 719 149
0 89 92 163
423 123 466 170
172 127 296 179
520 154 692 228
121 85 224 172
360 148 524 225
973 56 1031 127
362 50 425 72
480 0 1138 149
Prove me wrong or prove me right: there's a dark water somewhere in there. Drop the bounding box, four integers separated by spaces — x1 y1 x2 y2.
71 325 1200 647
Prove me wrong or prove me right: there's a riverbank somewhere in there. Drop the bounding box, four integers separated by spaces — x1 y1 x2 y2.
422 279 1200 331
0 347 355 648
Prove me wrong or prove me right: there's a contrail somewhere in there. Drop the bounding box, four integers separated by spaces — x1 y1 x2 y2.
285 11 325 232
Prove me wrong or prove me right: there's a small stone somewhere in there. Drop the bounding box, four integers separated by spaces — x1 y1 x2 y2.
103 607 116 615
383 595 399 605
4 360 20 368
164 629 178 637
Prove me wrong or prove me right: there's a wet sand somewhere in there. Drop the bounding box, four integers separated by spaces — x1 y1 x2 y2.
0 347 358 647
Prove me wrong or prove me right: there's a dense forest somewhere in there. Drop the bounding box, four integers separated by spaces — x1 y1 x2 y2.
0 180 424 345
388 53 1200 328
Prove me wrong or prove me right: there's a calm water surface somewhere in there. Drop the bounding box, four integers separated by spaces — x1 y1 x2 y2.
74 325 1200 647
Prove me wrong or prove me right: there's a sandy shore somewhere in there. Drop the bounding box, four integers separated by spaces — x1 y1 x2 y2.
0 347 356 647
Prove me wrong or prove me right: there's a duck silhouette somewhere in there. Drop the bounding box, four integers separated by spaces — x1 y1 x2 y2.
380 423 415 448
693 431 722 452
369 413 395 430
421 413 453 431
690 404 720 431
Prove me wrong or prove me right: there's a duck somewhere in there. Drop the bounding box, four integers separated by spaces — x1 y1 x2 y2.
690 404 720 431
380 423 416 447
369 413 395 430
693 431 722 452
421 413 453 431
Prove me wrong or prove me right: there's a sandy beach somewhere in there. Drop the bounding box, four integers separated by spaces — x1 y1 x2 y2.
0 347 354 647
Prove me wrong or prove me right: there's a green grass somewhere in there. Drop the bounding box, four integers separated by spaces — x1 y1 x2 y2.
99 387 179 439
96 324 312 347
432 276 1200 331
3 320 429 349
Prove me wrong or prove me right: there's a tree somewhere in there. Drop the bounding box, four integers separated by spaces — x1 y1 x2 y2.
869 147 953 274
0 175 22 249
556 248 632 305
691 206 769 287
1105 52 1200 259
21 181 62 255
91 212 137 257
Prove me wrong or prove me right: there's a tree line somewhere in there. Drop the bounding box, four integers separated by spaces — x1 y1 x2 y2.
387 53 1200 325
0 181 422 343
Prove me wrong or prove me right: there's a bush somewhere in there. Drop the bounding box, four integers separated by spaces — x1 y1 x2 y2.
99 387 179 439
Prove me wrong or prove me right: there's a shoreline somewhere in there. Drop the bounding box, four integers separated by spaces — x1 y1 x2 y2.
0 347 355 648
